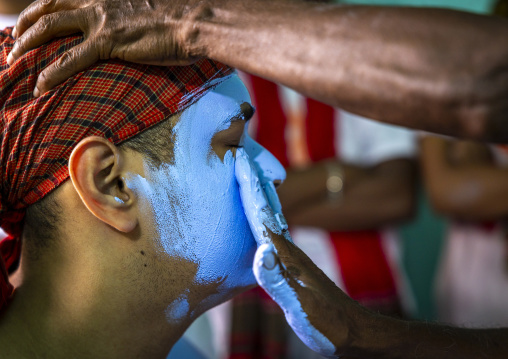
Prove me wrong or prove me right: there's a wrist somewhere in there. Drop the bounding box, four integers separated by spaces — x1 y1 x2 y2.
342 307 409 359
336 303 373 357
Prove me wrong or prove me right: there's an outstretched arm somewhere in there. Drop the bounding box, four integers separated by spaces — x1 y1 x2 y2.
9 0 508 142
236 147 508 359
278 159 416 231
421 136 508 221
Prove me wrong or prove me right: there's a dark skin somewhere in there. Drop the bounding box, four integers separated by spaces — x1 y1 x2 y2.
258 228 508 359
255 221 508 359
279 159 416 231
7 0 508 142
421 136 508 221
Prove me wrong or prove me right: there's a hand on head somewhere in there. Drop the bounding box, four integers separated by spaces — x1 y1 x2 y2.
9 0 200 97
235 149 366 358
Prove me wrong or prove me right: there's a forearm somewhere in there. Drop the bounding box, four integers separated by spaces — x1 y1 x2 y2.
277 163 329 214
285 175 414 231
427 168 508 221
184 1 508 141
238 149 508 359
0 0 32 14
347 312 508 359
422 138 508 220
280 160 415 231
286 192 413 231
278 161 373 215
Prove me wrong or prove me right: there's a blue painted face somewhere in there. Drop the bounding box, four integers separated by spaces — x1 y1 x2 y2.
127 74 285 317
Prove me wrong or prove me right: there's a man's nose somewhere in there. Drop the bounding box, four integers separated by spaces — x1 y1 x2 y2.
243 135 286 185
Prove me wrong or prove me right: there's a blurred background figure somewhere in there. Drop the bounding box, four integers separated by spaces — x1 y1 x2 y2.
420 0 508 330
422 136 508 327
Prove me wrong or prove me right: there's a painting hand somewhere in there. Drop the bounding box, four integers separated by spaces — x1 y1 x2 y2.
9 0 203 97
236 148 366 358
254 242 338 358
235 148 289 246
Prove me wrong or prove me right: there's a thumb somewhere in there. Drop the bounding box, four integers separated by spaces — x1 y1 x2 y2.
253 243 337 358
254 242 305 316
253 243 290 297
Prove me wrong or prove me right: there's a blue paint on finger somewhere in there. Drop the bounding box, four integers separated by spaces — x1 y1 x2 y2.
253 244 336 357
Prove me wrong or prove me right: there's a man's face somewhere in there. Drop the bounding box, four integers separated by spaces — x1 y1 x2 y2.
127 75 285 319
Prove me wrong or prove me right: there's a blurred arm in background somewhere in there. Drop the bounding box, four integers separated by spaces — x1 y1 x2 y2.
278 111 417 232
278 158 416 231
421 136 508 221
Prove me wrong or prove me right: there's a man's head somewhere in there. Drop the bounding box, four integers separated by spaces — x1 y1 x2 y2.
0 29 285 326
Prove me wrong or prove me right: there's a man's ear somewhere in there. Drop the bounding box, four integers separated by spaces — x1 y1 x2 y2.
69 136 138 232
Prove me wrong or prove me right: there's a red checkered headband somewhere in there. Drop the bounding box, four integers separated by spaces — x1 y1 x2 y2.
0 28 234 309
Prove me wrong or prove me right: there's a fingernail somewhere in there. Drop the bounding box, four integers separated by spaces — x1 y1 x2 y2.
262 250 277 270
12 27 16 38
33 87 40 98
6 53 12 66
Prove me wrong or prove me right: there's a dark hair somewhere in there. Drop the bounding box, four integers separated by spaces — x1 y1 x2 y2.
22 115 179 260
120 114 179 168
23 191 62 261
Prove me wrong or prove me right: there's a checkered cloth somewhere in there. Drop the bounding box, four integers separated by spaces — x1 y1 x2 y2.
0 27 233 309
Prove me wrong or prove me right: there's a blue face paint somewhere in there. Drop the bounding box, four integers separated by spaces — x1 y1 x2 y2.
235 148 290 246
243 135 286 184
165 292 190 324
235 150 335 356
242 135 286 214
126 75 288 321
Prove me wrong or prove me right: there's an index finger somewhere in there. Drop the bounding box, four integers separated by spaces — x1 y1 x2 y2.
14 0 82 38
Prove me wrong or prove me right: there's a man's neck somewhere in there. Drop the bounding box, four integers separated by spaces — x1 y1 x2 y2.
0 258 191 358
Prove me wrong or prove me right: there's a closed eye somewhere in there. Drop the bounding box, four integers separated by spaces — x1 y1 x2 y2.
211 103 255 160
211 119 247 160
